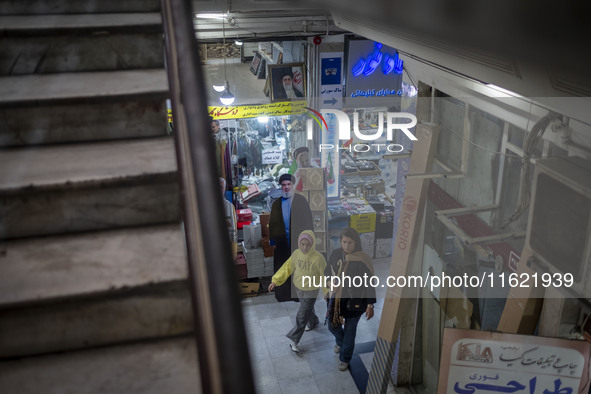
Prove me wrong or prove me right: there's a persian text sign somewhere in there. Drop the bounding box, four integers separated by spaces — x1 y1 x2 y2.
438 328 591 394
208 101 306 120
262 148 283 164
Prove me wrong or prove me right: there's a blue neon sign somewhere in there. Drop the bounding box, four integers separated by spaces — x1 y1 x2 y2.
351 42 403 77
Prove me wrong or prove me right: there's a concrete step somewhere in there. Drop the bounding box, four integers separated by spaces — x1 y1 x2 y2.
0 137 180 239
0 69 169 107
0 7 168 145
0 224 192 357
0 98 168 147
0 283 194 357
0 13 161 34
0 336 201 394
1 33 164 76
0 224 187 306
0 0 161 15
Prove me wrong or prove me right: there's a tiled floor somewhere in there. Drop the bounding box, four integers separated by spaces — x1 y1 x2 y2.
241 256 398 394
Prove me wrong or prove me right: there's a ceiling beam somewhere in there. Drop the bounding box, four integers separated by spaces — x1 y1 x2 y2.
194 11 344 41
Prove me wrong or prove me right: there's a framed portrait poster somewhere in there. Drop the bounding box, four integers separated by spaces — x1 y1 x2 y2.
249 52 262 75
269 63 306 102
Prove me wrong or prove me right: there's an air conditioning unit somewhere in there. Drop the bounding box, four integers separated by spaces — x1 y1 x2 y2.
525 156 591 298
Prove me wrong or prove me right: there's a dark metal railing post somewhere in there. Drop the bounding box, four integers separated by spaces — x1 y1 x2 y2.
160 1 256 393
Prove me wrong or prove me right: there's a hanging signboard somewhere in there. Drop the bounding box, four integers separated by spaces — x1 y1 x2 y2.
320 55 343 109
438 328 591 394
208 100 306 120
319 52 343 199
262 147 283 164
344 38 403 108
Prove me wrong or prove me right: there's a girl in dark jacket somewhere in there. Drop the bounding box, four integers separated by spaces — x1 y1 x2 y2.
325 227 377 371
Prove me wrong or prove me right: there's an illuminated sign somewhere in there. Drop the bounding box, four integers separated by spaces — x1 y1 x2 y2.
351 42 404 78
345 39 403 107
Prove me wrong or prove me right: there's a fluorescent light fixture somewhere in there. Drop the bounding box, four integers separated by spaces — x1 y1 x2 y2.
257 116 269 123
235 40 243 46
485 84 523 98
195 13 227 19
213 84 225 92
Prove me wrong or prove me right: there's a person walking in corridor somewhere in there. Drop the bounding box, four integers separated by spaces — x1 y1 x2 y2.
268 230 327 353
325 227 376 371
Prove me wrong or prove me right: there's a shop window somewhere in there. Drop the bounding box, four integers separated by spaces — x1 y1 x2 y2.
508 124 525 149
433 92 464 173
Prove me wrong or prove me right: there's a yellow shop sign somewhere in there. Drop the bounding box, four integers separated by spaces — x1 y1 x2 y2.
208 101 306 120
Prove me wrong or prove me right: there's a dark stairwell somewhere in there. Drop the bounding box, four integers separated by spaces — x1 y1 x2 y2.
0 1 206 391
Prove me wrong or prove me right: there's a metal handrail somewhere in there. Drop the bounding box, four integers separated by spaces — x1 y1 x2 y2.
160 1 256 393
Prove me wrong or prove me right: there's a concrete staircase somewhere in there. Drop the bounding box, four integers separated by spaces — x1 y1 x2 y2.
0 1 200 392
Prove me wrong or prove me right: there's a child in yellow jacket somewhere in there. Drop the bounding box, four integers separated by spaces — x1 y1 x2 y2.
268 230 327 353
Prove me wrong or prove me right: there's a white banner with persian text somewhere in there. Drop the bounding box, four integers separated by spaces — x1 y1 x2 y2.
438 328 591 394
